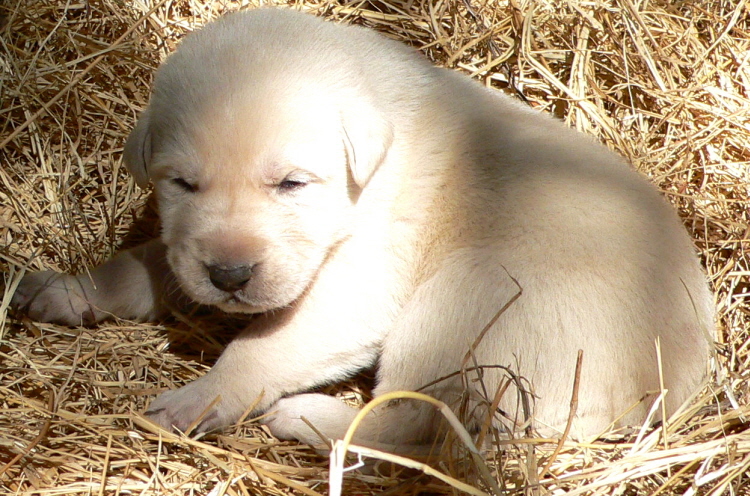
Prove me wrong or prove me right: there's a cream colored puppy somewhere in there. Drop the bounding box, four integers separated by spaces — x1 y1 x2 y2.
12 9 713 447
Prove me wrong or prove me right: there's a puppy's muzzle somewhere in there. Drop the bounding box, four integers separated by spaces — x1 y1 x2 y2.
207 263 254 292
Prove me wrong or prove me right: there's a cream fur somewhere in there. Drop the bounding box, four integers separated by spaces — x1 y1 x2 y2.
12 8 714 447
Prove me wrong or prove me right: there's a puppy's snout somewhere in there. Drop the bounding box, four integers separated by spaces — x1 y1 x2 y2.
207 264 254 292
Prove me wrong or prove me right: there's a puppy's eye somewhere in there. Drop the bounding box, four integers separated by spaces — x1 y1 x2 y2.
173 177 198 193
278 178 307 192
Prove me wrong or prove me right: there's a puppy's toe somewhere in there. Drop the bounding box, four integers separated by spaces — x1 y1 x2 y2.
11 271 96 325
265 394 359 446
146 377 241 434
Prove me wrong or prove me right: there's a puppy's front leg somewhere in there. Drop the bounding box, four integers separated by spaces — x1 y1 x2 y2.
11 239 175 325
146 310 380 434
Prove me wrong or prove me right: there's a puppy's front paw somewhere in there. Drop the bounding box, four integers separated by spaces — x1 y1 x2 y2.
11 271 99 325
146 376 245 434
266 394 359 446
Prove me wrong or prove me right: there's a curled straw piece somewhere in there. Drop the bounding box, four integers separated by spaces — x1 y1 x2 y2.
328 390 502 496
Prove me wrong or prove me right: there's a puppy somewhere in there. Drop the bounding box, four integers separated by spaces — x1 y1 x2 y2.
12 8 713 448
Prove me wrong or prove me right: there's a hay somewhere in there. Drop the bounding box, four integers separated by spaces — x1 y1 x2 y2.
1 0 749 494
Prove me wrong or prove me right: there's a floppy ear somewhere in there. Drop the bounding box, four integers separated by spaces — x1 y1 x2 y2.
342 104 393 188
123 109 152 188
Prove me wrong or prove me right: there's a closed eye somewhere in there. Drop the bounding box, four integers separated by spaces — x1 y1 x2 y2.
278 178 308 192
173 177 198 193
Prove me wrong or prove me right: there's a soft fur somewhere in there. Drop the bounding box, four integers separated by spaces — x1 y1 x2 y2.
12 9 713 448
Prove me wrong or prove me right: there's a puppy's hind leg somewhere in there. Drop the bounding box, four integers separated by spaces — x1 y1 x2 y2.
267 392 443 454
11 239 178 324
267 251 523 450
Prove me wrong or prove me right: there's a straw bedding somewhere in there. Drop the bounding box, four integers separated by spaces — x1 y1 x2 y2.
1 0 748 494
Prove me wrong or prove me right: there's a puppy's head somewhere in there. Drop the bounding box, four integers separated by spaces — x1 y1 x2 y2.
123 10 393 313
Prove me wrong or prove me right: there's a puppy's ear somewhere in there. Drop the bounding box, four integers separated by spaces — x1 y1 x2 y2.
123 109 152 188
343 106 393 188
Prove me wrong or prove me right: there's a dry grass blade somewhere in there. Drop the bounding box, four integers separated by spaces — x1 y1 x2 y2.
330 391 501 496
1 0 749 494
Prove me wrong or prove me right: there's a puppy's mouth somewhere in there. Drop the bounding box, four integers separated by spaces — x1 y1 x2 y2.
183 286 270 314
217 292 267 314
205 282 270 314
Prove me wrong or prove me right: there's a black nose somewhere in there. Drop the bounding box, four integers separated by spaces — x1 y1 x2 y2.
207 264 253 292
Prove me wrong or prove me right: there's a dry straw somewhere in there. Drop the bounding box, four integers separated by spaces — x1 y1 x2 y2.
1 0 749 494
